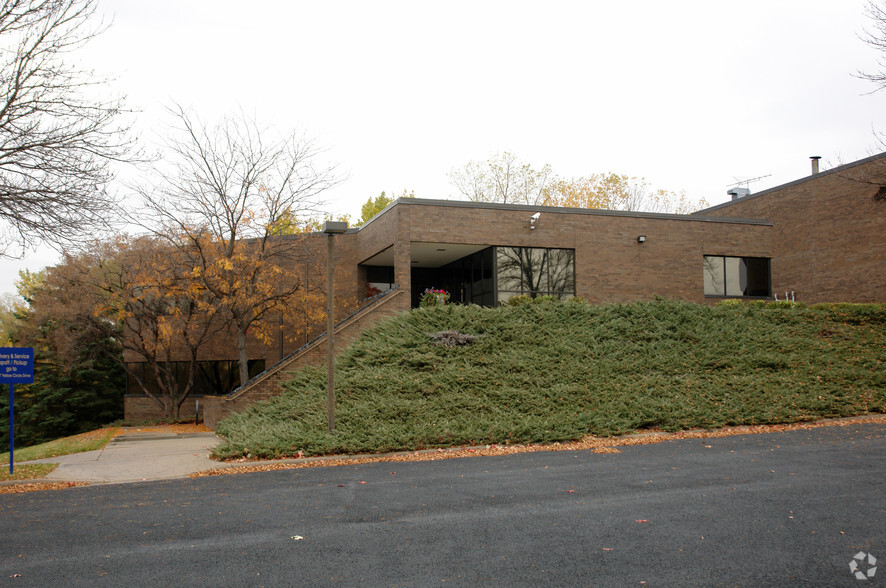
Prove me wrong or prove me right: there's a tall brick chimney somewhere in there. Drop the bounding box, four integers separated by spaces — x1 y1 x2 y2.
810 156 821 175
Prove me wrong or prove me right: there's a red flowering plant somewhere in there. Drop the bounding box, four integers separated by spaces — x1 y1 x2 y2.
420 288 450 307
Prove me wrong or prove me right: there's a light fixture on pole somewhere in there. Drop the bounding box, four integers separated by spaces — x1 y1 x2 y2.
322 220 347 433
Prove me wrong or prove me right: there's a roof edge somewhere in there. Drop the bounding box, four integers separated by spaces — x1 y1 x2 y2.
371 197 772 226
695 150 886 215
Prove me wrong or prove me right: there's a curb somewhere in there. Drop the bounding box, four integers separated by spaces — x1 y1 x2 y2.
3 414 886 488
197 413 886 474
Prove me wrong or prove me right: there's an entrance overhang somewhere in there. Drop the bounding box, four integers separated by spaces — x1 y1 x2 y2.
360 242 488 268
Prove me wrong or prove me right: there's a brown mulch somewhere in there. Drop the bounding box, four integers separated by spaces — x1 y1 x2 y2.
2 416 882 493
191 415 886 478
0 481 90 494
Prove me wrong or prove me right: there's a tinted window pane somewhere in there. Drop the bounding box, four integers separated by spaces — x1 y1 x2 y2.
497 291 521 305
703 256 725 296
126 363 145 395
496 247 524 291
523 248 548 293
744 257 770 297
725 257 744 297
549 249 575 292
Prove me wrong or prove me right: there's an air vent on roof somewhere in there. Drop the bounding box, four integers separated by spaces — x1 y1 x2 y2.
727 187 751 201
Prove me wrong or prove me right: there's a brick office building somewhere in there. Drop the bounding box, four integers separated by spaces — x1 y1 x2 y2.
127 152 886 423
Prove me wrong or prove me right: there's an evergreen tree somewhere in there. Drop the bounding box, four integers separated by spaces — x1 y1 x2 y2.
0 271 124 449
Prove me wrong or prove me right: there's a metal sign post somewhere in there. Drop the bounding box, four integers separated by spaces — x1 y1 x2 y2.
1 348 35 474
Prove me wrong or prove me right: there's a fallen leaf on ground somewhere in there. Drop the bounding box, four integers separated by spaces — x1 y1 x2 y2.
191 416 886 480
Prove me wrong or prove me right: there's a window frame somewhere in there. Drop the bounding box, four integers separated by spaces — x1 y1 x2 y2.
495 246 576 303
703 255 772 299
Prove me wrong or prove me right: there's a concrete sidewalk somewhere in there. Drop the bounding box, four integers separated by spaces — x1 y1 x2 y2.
13 427 224 484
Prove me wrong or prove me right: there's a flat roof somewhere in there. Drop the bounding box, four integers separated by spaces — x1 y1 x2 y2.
362 197 773 227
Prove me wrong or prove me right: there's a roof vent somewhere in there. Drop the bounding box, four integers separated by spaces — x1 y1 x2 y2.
810 156 821 175
727 187 751 201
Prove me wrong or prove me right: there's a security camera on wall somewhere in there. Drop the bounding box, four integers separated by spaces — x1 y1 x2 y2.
530 212 540 230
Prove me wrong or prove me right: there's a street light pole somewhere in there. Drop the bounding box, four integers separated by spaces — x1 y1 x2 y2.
322 221 347 433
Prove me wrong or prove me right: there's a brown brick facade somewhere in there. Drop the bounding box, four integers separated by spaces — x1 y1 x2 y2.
124 395 202 423
382 200 771 305
695 154 886 303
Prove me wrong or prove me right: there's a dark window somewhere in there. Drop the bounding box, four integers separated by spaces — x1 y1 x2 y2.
126 359 266 397
703 256 770 297
364 265 395 297
496 247 575 302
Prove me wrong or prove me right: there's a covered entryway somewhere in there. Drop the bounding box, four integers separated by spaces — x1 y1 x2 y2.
359 242 494 308
359 242 576 308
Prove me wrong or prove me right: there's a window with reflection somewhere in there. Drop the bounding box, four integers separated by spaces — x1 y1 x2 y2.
703 255 770 297
496 247 575 302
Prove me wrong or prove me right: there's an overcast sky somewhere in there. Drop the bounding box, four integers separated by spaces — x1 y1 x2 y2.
3 0 885 295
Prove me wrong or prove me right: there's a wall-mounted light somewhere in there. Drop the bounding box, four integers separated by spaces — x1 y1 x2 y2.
637 235 647 243
530 212 541 230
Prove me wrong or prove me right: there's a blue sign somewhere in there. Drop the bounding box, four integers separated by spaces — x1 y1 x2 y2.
0 347 34 384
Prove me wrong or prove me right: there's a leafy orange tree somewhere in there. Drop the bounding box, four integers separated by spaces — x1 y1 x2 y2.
449 153 706 213
135 106 338 387
27 235 221 419
547 173 705 214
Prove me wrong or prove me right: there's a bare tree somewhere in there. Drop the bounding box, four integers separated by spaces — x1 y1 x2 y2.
448 151 554 205
135 106 338 386
449 153 703 213
860 0 886 91
0 0 133 256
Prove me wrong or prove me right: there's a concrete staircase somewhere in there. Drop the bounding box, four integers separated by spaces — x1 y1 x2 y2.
202 286 405 428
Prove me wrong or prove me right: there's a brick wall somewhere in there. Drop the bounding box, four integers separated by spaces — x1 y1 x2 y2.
393 201 772 304
696 155 886 303
124 395 202 423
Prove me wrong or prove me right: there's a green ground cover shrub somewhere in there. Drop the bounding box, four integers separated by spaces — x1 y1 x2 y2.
213 300 886 460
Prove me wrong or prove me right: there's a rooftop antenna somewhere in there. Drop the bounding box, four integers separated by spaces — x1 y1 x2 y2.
726 173 772 191
725 173 772 201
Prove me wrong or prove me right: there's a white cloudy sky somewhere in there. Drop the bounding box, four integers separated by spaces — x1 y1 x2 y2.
3 0 885 295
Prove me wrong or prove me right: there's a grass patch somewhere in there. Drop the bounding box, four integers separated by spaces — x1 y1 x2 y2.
214 300 886 460
0 463 58 481
0 427 119 464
